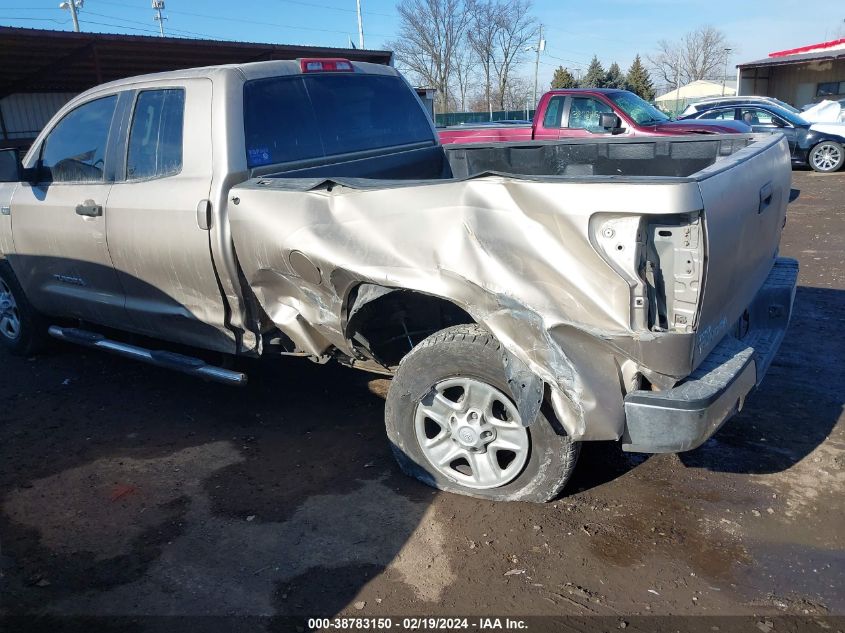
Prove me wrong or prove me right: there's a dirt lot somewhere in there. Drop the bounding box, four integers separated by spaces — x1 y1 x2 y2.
1 170 843 629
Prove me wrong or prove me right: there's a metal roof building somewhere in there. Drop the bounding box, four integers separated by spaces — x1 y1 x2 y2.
0 26 393 148
737 38 845 108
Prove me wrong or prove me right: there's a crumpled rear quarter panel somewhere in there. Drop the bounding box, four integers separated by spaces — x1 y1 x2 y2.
228 175 704 440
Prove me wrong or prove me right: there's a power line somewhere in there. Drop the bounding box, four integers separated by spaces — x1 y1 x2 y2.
0 7 394 40
78 18 205 37
83 10 214 39
0 16 68 23
90 0 394 20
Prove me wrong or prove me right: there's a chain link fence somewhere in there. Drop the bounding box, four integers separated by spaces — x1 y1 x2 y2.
435 110 537 127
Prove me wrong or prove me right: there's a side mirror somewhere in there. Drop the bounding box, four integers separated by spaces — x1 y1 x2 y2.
0 148 22 183
599 113 621 130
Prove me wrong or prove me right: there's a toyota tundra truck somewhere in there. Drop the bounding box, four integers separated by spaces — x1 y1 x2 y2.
0 59 797 502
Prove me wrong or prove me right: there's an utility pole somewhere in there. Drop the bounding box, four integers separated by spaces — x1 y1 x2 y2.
356 0 365 49
152 0 167 37
532 25 545 108
59 0 82 33
721 47 733 95
673 51 682 116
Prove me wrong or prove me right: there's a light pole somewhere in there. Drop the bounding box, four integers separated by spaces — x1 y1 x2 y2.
356 0 365 49
59 0 82 33
673 51 682 116
533 25 544 107
152 0 167 37
721 47 733 96
524 26 545 109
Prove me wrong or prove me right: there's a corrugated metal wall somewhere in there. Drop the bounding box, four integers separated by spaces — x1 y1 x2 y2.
739 59 845 107
0 92 76 140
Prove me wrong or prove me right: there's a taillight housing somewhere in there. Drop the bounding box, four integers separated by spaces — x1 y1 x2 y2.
299 58 354 73
589 212 704 333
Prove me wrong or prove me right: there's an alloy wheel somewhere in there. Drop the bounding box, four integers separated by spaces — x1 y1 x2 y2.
0 278 21 341
414 377 530 489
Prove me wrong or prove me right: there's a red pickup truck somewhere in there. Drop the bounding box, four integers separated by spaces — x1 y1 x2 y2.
439 88 750 144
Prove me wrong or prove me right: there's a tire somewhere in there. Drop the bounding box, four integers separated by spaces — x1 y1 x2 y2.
809 141 844 173
385 324 579 502
0 259 49 356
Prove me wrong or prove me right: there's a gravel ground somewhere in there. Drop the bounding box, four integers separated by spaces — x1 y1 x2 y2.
0 170 842 630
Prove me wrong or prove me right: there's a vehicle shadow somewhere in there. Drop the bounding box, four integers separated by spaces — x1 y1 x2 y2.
0 257 436 625
679 285 844 474
0 344 431 624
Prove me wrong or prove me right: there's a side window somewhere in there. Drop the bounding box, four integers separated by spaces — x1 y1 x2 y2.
740 108 774 126
40 96 117 183
700 109 735 120
542 96 565 128
126 89 185 180
567 97 614 133
816 81 845 97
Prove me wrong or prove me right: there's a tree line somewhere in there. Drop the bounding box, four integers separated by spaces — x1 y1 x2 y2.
550 54 655 100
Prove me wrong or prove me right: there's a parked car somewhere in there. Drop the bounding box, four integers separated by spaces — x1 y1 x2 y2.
681 101 845 172
682 95 801 116
439 89 750 144
0 60 797 502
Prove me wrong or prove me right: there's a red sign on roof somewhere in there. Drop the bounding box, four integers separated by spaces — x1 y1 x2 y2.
769 38 845 58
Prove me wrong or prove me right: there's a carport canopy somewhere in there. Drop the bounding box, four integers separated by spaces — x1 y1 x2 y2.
0 26 394 100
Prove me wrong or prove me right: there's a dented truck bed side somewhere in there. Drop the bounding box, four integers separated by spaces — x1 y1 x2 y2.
228 134 795 443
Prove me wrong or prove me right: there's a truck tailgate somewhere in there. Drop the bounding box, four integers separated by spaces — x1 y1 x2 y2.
693 135 792 366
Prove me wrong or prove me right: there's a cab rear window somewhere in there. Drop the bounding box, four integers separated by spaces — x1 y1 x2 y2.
243 73 434 168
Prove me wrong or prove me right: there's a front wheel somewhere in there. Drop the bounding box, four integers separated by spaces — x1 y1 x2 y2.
385 324 579 502
0 260 49 356
809 141 844 173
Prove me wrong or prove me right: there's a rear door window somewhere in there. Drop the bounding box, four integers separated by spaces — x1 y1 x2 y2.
126 89 185 180
700 108 736 120
243 74 434 168
542 96 565 128
40 95 117 183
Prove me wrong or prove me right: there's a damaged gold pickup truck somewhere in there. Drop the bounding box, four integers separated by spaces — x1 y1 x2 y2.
0 59 798 502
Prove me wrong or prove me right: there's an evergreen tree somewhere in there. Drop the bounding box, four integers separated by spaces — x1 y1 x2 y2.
550 66 578 89
580 55 606 88
625 54 655 101
604 62 627 89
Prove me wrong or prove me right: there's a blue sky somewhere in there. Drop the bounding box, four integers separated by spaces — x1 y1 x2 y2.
1 0 843 93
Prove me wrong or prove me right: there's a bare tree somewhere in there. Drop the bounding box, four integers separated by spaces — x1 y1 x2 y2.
451 37 477 112
467 0 502 118
491 0 537 110
390 0 472 112
648 25 731 91
501 75 533 111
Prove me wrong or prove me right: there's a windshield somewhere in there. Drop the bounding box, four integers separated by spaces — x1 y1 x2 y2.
607 91 670 125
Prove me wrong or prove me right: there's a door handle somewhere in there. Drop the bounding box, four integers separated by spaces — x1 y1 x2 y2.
758 183 773 214
75 200 103 217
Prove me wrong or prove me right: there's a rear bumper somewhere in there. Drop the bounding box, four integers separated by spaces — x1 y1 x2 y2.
621 257 798 453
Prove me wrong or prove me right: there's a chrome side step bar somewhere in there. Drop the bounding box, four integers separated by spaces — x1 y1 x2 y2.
48 326 247 386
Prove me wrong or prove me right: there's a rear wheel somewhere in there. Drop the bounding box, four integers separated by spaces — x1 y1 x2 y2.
809 141 844 173
0 260 49 356
385 324 579 502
